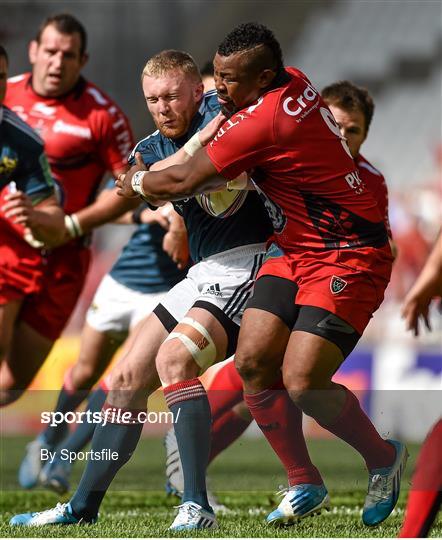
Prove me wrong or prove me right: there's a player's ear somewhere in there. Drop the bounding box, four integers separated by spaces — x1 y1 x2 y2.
258 68 276 89
194 81 204 100
28 40 38 64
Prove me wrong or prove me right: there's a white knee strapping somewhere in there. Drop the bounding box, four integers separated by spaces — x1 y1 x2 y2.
164 317 217 372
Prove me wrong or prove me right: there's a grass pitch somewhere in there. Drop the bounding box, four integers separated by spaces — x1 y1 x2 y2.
0 435 440 537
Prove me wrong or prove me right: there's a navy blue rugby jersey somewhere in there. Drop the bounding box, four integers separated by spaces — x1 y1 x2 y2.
0 106 54 202
110 203 187 294
128 90 272 263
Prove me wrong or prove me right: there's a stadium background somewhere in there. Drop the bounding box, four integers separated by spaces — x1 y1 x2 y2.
0 2 441 534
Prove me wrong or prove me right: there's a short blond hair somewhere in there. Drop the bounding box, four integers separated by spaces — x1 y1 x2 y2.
141 50 202 83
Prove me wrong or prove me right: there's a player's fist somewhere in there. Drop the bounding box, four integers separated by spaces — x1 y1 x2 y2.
116 152 149 199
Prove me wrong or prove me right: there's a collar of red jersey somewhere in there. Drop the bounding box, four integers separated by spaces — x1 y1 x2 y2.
26 73 87 101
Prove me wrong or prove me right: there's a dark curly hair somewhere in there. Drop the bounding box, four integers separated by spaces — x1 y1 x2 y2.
217 22 284 73
321 80 375 133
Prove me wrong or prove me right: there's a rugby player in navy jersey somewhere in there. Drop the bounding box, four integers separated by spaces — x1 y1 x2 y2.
10 49 272 530
0 45 65 400
21 194 189 494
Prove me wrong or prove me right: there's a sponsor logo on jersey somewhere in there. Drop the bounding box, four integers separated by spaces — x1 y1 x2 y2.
86 87 108 106
32 102 56 117
282 83 319 120
0 154 18 178
209 97 265 146
345 169 366 195
330 275 348 295
53 120 92 139
204 283 223 297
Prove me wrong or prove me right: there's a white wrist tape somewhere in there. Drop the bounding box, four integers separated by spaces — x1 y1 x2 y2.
131 170 147 197
183 132 202 157
64 213 83 238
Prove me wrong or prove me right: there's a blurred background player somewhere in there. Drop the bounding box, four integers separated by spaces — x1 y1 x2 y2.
399 230 442 538
0 44 64 402
2 13 134 405
164 79 398 502
10 49 272 530
18 197 189 491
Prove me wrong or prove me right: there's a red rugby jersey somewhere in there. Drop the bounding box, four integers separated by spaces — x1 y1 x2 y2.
5 74 133 214
206 67 388 252
356 154 392 237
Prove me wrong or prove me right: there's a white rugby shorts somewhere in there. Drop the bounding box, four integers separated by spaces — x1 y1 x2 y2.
159 243 266 328
86 274 168 338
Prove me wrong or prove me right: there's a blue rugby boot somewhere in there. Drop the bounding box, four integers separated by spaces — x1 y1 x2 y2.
18 435 51 489
169 502 217 531
362 439 408 526
10 502 96 526
267 484 330 526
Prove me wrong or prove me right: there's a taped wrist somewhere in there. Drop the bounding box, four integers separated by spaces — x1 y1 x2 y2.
65 213 83 238
131 171 147 197
183 132 203 157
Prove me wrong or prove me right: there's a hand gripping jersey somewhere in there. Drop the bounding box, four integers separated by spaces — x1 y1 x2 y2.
206 68 389 255
5 74 133 214
130 90 272 263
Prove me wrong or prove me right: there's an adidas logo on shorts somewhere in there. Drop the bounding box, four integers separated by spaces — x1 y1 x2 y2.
204 283 223 297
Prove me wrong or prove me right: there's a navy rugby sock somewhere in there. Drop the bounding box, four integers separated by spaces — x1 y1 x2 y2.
62 387 107 455
164 379 212 511
42 370 89 447
70 402 144 521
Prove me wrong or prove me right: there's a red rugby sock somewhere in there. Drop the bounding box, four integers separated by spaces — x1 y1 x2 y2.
207 360 244 422
318 386 395 470
245 379 323 486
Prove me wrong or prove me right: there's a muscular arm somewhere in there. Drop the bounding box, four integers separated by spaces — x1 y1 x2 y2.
401 230 442 335
119 148 225 203
74 187 139 234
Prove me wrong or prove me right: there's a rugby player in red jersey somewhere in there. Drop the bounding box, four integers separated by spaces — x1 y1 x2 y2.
2 14 133 406
165 79 399 504
119 23 407 528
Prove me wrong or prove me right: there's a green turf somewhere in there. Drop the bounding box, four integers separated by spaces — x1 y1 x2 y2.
0 436 440 537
